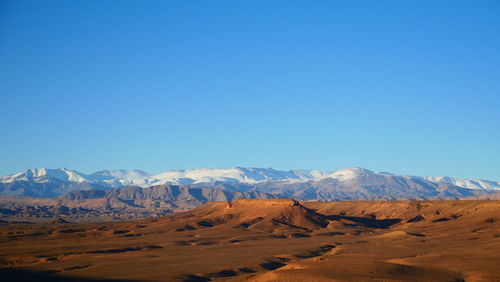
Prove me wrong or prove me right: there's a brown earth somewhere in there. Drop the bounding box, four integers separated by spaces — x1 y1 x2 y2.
463 192 500 200
0 199 498 281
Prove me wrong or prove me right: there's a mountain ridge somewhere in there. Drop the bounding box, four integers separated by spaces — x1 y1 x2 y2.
0 167 498 199
0 174 496 221
1 167 499 187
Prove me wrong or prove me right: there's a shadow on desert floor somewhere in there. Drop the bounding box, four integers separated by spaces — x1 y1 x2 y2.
327 214 402 228
0 268 133 282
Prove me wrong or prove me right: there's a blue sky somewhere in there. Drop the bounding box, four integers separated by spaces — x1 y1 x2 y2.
1 0 499 180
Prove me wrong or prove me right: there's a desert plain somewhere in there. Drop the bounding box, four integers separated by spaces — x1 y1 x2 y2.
0 199 499 281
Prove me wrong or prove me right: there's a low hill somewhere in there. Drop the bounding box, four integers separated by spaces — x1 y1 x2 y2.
181 199 328 232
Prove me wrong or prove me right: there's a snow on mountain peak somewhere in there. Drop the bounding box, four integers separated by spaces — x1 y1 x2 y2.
329 167 374 181
423 176 500 191
152 167 311 185
1 167 499 192
0 168 90 183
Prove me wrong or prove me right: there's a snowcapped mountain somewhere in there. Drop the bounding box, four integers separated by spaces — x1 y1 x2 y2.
0 167 331 186
0 167 498 198
422 176 500 191
326 167 382 181
0 168 91 184
0 168 106 198
152 167 330 185
90 170 156 187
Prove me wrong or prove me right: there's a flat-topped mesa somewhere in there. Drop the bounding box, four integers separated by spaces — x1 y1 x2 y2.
191 199 327 231
194 199 300 215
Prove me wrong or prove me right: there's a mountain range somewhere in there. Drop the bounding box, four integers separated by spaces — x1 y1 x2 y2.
0 167 498 221
0 167 498 198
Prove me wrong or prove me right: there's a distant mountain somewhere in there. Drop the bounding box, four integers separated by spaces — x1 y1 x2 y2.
423 176 500 191
0 168 91 183
0 167 498 199
199 168 488 201
1 168 497 221
461 192 500 200
0 168 107 198
151 167 330 185
0 185 275 220
90 169 156 187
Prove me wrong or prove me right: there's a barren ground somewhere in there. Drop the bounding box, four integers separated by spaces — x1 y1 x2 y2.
0 199 498 281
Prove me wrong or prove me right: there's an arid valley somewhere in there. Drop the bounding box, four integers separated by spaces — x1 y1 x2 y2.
2 1 500 281
1 199 498 281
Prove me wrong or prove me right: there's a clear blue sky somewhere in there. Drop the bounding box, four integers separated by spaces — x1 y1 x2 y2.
1 0 499 180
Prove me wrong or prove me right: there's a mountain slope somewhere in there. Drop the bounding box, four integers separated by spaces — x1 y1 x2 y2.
0 168 91 183
151 167 330 185
90 170 156 187
423 176 500 191
0 177 108 198
0 185 277 220
208 168 489 201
